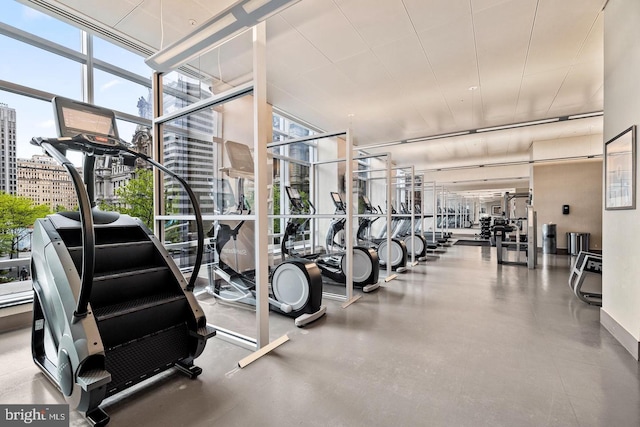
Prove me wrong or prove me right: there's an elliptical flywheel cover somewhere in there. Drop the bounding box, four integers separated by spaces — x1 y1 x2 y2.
272 262 311 311
341 248 373 285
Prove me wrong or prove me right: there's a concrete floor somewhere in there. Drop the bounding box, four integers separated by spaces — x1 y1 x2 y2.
1 244 638 426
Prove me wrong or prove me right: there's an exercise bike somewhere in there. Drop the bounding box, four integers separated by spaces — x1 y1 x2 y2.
282 187 379 292
205 141 326 327
30 97 215 426
357 195 408 273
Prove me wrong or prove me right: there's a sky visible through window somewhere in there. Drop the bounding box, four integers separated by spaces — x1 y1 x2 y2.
0 2 153 162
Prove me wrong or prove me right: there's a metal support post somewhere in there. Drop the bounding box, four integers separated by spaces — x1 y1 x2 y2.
344 128 354 303
386 158 392 278
253 22 269 348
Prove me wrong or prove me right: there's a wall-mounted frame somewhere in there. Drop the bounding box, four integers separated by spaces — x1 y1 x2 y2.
491 205 502 216
605 125 636 210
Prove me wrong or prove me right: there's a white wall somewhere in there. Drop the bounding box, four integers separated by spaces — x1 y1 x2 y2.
602 0 640 357
532 160 602 250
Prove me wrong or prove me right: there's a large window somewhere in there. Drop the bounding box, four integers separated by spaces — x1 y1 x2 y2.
0 0 325 309
0 2 81 50
271 112 318 240
93 69 151 118
93 36 153 78
0 1 153 307
0 34 82 99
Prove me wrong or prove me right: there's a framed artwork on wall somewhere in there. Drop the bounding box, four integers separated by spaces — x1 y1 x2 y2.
605 125 636 210
491 205 502 216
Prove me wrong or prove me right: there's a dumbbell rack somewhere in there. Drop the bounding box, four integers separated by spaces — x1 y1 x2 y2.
479 217 491 240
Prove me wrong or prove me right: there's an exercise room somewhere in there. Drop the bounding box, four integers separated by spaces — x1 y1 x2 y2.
0 0 638 426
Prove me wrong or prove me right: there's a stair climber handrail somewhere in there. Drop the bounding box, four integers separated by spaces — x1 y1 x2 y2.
31 137 95 322
31 134 205 324
122 148 204 292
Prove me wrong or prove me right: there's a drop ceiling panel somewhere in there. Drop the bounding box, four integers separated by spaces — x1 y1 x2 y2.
46 0 138 27
333 0 415 48
115 6 183 50
372 36 434 83
403 0 471 32
515 67 569 116
485 131 515 155
301 64 356 100
415 99 457 134
575 13 603 65
525 0 603 75
334 51 392 90
418 14 477 82
550 60 603 111
192 0 238 16
471 0 516 13
267 18 331 73
268 84 335 129
465 138 489 157
135 0 216 47
473 0 537 123
279 1 368 63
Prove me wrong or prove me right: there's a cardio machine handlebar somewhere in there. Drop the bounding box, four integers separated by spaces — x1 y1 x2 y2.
31 136 205 321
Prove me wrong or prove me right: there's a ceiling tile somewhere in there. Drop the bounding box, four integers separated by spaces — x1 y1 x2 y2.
471 0 517 13
52 0 138 27
403 0 470 32
525 0 603 75
266 17 332 74
278 1 368 62
550 60 603 111
372 36 434 83
515 67 569 116
334 0 415 48
334 51 392 89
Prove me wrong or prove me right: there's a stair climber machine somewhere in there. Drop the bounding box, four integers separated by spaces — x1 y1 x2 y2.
392 203 428 263
205 141 326 328
357 195 408 273
282 187 379 293
29 97 216 426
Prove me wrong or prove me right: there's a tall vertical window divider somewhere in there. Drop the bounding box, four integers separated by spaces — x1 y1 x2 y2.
351 153 397 282
150 23 286 364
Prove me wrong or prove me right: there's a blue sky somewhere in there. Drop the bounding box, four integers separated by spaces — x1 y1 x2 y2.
0 1 153 161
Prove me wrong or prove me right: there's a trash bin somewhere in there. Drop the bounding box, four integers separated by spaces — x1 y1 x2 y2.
542 223 557 254
578 233 590 253
567 232 590 255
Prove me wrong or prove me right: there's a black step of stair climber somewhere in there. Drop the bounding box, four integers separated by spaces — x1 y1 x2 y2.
59 225 194 395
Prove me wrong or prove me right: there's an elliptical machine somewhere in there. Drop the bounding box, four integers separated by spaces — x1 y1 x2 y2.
282 187 379 292
392 203 428 262
357 195 408 273
206 141 326 327
30 97 215 426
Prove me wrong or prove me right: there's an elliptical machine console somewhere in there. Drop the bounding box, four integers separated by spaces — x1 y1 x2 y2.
30 97 215 426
